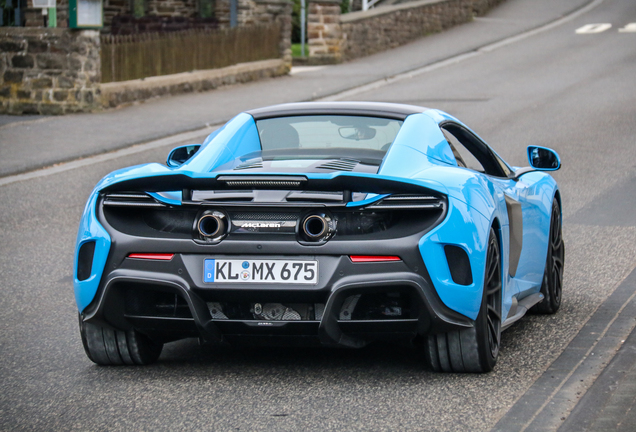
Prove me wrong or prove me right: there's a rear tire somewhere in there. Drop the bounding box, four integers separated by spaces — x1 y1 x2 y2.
79 314 163 365
424 228 502 373
531 199 564 314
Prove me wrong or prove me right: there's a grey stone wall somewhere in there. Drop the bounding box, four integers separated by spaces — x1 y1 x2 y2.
308 0 506 63
216 0 293 70
0 28 101 115
146 0 199 17
307 0 342 63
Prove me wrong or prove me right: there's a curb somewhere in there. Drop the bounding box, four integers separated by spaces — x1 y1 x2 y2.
99 59 289 109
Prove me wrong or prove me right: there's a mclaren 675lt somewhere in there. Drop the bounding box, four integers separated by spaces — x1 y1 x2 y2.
74 102 564 372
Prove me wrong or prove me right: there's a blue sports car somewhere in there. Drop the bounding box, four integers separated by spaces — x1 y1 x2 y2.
74 102 564 372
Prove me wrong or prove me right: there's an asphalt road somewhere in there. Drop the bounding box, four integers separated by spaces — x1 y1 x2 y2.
1 0 636 430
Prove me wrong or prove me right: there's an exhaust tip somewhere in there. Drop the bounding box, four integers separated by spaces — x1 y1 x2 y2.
300 213 334 242
198 213 225 238
303 215 327 238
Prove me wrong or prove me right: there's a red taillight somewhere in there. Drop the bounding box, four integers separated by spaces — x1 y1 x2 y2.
127 253 174 261
349 255 401 263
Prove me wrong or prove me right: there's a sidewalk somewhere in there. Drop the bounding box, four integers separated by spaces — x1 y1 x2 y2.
561 320 636 431
0 0 591 178
493 267 636 431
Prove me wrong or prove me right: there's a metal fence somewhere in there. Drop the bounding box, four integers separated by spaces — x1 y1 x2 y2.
101 23 281 83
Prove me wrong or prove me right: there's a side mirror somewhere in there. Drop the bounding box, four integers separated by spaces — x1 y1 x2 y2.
527 146 560 171
167 144 200 168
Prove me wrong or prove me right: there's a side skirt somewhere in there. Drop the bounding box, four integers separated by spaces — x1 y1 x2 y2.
502 293 544 331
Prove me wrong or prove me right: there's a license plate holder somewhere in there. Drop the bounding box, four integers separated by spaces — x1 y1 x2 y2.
204 259 318 284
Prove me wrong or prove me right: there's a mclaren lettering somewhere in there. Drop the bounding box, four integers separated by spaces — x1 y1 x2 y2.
241 222 282 228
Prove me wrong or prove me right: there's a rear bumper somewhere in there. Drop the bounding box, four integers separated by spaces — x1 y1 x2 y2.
82 253 474 348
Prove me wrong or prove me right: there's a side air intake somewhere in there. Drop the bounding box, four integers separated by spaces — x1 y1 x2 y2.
444 245 473 285
77 241 96 281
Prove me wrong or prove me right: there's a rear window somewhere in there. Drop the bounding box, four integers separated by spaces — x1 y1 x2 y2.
255 115 403 152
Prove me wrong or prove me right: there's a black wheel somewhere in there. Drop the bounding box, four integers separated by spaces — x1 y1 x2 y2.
424 228 502 373
531 199 565 314
79 314 163 365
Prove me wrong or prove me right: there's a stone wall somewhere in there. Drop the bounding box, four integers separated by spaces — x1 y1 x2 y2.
307 0 342 63
0 28 101 115
216 0 293 69
470 0 505 15
308 0 505 62
146 0 199 17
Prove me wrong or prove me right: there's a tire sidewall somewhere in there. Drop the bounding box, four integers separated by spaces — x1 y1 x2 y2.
475 229 501 372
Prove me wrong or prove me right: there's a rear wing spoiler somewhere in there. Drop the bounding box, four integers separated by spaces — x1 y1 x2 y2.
100 173 446 202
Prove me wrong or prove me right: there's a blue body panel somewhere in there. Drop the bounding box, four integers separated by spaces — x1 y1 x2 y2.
419 196 491 319
74 106 559 324
184 113 261 173
74 191 112 312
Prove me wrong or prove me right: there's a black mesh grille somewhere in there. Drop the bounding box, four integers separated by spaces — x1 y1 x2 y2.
232 212 297 221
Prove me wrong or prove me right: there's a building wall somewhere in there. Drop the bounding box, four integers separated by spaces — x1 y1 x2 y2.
307 0 342 62
308 0 506 62
2 0 292 114
146 0 199 17
0 28 101 114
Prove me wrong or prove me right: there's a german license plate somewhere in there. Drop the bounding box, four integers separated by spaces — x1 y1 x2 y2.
204 259 318 284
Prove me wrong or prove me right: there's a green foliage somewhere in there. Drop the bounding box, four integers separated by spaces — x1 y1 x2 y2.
132 0 145 18
291 43 303 57
291 0 306 44
199 0 213 18
1 0 16 26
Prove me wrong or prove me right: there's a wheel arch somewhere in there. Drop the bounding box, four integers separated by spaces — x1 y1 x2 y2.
554 188 562 213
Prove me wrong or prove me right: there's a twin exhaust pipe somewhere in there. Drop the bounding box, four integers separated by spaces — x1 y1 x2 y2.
196 210 334 243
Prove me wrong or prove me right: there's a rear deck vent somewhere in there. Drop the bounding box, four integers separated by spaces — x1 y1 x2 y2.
234 160 264 170
317 159 359 171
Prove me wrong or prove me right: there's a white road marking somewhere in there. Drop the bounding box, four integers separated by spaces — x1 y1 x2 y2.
618 23 636 33
575 23 612 34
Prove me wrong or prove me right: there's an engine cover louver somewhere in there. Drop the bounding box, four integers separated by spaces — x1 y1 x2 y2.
234 160 264 170
316 159 359 171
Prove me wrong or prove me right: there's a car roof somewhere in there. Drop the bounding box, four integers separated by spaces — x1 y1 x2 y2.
246 102 428 121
